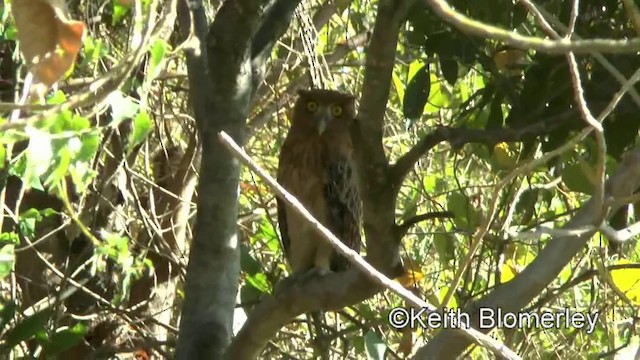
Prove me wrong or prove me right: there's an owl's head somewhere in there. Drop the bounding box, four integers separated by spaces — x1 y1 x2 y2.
292 89 356 136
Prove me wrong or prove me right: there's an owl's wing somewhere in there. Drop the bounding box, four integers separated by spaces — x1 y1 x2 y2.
276 153 293 262
276 195 291 260
324 154 361 271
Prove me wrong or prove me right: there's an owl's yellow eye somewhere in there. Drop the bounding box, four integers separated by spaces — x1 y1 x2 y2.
331 105 343 116
306 100 318 112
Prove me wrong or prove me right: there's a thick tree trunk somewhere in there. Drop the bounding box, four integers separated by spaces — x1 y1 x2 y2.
175 0 301 358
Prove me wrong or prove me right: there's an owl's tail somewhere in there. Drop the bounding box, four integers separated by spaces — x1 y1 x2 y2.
309 310 331 359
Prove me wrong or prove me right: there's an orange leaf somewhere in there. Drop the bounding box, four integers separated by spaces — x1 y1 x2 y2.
395 269 425 288
12 0 84 88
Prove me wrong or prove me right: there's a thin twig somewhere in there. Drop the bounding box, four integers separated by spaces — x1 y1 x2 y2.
566 0 579 37
565 54 607 216
396 211 454 237
523 0 640 109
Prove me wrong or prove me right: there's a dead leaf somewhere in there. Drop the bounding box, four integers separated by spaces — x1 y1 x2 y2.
395 269 425 288
12 0 84 89
493 49 526 76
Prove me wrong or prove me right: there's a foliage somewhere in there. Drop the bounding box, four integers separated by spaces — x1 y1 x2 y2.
0 0 638 358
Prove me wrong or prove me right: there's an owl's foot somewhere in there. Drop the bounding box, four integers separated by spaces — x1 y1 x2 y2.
275 267 333 293
302 267 331 280
274 271 302 293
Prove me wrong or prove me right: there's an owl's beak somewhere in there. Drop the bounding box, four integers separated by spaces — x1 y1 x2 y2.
317 108 331 135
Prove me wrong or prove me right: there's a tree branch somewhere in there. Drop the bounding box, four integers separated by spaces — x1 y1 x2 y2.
416 148 640 358
175 0 298 358
390 121 553 189
351 0 415 274
424 0 640 54
218 132 521 360
396 211 455 238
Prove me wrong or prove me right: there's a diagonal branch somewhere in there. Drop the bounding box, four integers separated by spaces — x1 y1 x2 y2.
218 131 522 360
416 147 640 358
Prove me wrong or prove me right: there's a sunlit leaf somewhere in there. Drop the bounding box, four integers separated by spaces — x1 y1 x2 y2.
128 111 151 151
0 245 15 280
395 269 425 288
107 91 139 126
147 38 168 83
610 260 640 304
500 259 518 283
493 142 517 169
12 0 84 88
0 144 5 169
245 273 271 293
112 0 132 25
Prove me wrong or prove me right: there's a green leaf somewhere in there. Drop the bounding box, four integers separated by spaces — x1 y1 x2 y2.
45 146 71 187
364 330 386 360
0 232 19 245
403 62 431 123
39 323 87 355
425 72 451 114
0 245 14 280
440 58 458 86
46 90 67 105
245 273 271 293
3 309 52 349
112 0 131 25
0 144 5 169
240 245 262 276
148 38 168 83
515 189 538 225
128 111 151 151
561 163 593 194
25 128 53 186
0 300 17 330
433 233 455 269
240 284 263 306
447 192 476 230
76 132 100 162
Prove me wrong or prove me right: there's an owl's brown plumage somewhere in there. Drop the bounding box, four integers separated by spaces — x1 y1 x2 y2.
277 89 361 273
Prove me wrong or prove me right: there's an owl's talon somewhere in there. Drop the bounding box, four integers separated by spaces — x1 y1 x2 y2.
275 272 303 293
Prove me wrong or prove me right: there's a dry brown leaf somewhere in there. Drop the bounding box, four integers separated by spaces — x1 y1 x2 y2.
12 0 84 88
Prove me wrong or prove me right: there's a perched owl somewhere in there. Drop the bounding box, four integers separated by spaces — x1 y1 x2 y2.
277 89 362 274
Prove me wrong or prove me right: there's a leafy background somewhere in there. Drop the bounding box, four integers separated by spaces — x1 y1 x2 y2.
0 0 638 358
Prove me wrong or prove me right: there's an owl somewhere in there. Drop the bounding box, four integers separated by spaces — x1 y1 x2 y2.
276 89 362 274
